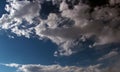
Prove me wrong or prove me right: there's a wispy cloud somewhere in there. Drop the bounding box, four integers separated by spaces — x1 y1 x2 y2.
1 63 20 68
2 63 101 72
98 50 118 61
2 62 120 72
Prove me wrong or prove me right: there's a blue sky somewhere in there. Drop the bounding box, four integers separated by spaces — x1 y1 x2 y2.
0 0 120 72
0 0 6 17
0 35 56 64
0 0 79 69
0 35 57 72
0 1 57 71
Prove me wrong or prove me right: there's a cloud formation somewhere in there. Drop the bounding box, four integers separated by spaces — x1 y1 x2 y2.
103 58 120 72
1 60 120 72
2 63 20 68
98 49 119 61
0 0 41 38
0 0 120 56
2 63 101 72
2 61 120 72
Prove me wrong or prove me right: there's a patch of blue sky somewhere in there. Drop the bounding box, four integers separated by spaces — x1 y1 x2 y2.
0 34 58 65
0 0 7 17
0 65 17 72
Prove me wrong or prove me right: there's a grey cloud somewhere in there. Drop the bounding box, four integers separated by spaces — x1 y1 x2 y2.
109 0 120 5
103 58 120 72
98 50 118 61
41 27 81 39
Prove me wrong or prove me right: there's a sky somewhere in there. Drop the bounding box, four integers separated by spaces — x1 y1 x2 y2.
0 0 120 72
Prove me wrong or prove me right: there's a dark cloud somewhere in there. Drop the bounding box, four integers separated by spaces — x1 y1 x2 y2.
40 1 60 19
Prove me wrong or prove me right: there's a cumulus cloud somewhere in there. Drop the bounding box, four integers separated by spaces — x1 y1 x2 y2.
5 0 41 23
0 0 120 56
59 0 120 46
36 0 120 55
2 63 101 72
0 0 41 38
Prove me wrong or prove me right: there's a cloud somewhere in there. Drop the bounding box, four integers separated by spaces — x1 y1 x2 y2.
0 0 120 56
2 62 120 72
109 0 120 5
2 63 101 72
0 0 41 38
5 0 41 23
1 63 20 68
98 49 119 61
36 0 120 55
103 58 120 72
60 0 120 45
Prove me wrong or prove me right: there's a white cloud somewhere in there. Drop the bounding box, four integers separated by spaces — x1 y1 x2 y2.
0 0 41 38
5 0 41 23
2 63 101 72
0 0 120 56
2 63 20 68
2 59 120 72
